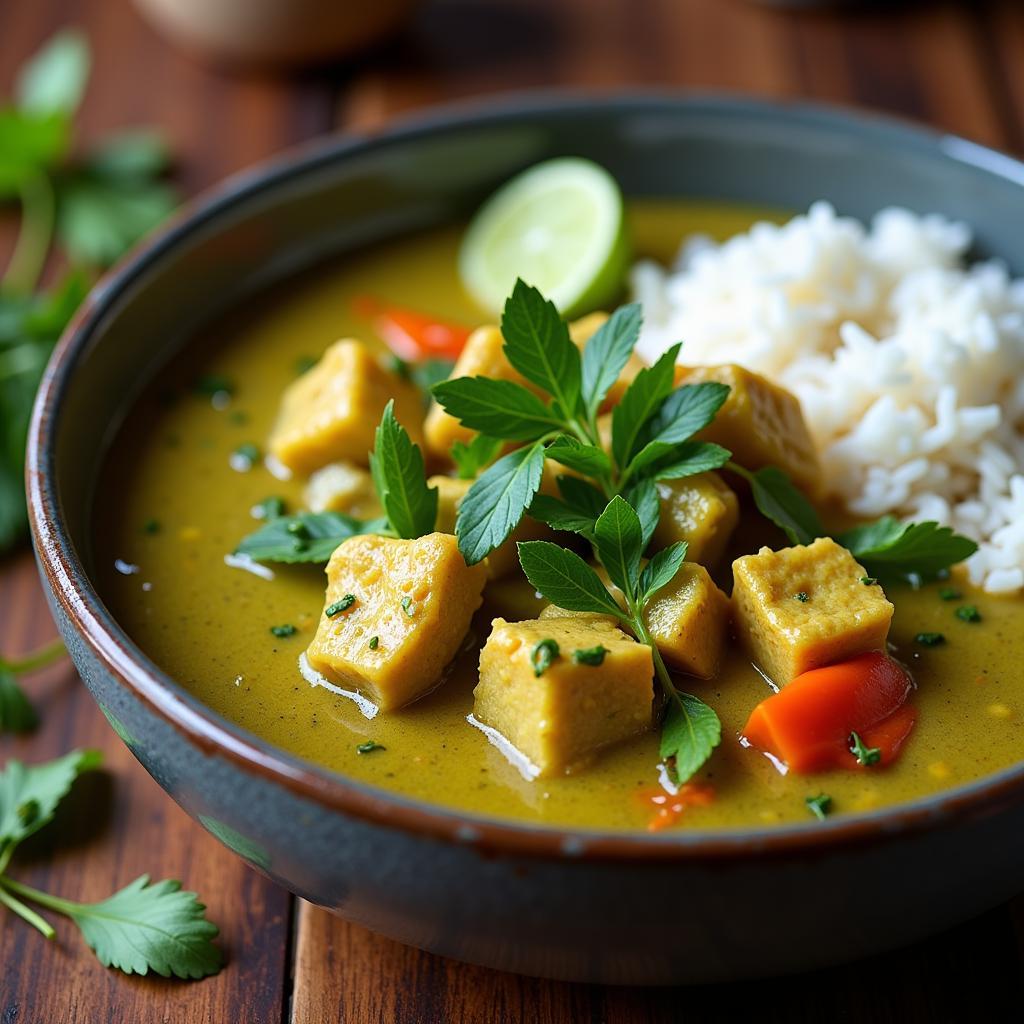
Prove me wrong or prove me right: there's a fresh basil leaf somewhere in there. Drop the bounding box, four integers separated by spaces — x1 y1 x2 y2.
747 466 824 546
839 517 978 579
450 434 502 480
0 749 102 854
235 511 382 564
648 442 731 482
86 130 171 180
500 280 581 417
611 343 681 470
368 401 438 540
623 477 660 550
517 540 623 617
638 542 688 603
431 376 561 440
528 494 597 538
660 693 721 785
0 669 38 735
593 495 644 600
67 875 222 979
456 442 545 564
636 382 730 452
545 435 611 477
581 303 641 418
556 475 607 519
15 30 90 116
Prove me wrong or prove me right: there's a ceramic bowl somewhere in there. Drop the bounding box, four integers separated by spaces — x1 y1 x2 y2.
27 94 1024 984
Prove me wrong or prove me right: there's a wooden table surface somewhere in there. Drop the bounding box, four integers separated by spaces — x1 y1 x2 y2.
3 0 1024 1020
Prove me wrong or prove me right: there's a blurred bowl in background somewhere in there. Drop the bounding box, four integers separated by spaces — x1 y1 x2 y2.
133 0 418 68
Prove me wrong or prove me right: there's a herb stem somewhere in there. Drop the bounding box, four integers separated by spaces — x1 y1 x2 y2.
0 875 81 917
0 883 57 939
1 638 66 675
3 174 56 296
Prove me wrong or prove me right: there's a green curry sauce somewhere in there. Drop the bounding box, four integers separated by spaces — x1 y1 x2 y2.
94 202 1024 832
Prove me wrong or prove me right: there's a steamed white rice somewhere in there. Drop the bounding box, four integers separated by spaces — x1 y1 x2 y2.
631 202 1024 594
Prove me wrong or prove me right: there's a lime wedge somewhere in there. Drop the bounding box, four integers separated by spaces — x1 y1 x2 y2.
459 158 629 318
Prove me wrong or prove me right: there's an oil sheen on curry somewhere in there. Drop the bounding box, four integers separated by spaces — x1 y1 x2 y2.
95 171 1024 833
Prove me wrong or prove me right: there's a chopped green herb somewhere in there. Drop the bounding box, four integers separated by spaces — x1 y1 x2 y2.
142 518 160 535
400 596 415 617
939 586 962 601
235 511 384 565
228 410 250 426
231 443 260 471
193 374 234 398
794 591 809 603
849 731 881 767
915 632 946 647
269 624 297 638
572 645 608 666
860 576 878 586
294 355 318 376
251 497 285 521
326 594 356 617
955 605 982 623
356 741 385 754
530 638 560 677
368 636 379 650
806 793 832 820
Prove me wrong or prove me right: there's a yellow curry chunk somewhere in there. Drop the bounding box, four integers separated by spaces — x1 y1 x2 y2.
424 315 645 460
304 461 383 518
430 475 551 578
538 604 620 629
269 339 424 475
731 537 894 686
474 617 654 776
643 562 731 679
675 364 821 495
306 532 486 711
652 472 739 568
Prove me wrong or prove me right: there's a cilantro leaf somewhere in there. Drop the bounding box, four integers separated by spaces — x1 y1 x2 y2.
15 30 90 115
430 376 561 440
580 303 641 418
649 442 731 482
527 494 598 538
0 670 38 735
839 517 978 579
593 495 644 599
456 442 545 564
660 692 721 785
0 749 102 855
235 511 384 564
638 541 688 603
369 400 438 540
517 540 623 618
500 280 582 417
450 433 501 479
62 875 221 978
545 435 611 477
611 343 681 469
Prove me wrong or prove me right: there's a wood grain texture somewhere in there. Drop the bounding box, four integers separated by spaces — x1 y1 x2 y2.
3 0 1024 1021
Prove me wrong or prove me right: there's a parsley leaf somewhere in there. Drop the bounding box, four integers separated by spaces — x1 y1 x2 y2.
610 343 681 469
580 302 641 419
235 511 384 563
527 493 599 538
638 541 688 603
450 434 501 479
556 475 608 519
516 540 624 618
430 376 560 440
368 400 438 540
623 477 660 549
593 495 643 597
545 435 611 477
731 463 824 546
660 692 722 786
456 442 545 564
628 382 730 475
646 441 731 483
500 280 582 417
839 516 978 580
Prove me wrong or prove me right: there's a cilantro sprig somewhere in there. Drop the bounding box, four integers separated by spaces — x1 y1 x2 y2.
0 637 64 735
518 496 720 785
1 31 177 553
432 280 731 565
0 750 221 978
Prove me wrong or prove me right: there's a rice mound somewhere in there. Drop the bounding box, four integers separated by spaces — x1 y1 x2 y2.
631 201 1024 594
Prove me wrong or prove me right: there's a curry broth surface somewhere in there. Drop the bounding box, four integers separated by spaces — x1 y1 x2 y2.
95 202 1024 832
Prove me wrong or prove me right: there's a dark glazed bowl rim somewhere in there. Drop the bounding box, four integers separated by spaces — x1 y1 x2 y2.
27 90 1024 862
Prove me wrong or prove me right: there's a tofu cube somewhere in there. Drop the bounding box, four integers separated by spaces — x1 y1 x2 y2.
675 364 821 495
731 537 894 686
643 562 731 679
538 604 620 629
474 617 654 775
269 339 425 475
429 474 552 579
652 472 739 568
304 461 383 518
306 532 486 711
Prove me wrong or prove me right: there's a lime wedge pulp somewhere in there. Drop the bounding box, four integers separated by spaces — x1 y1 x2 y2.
458 157 630 319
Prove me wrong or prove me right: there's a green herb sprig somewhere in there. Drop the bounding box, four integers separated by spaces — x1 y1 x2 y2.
518 498 720 785
0 750 221 978
1 31 177 553
0 637 64 735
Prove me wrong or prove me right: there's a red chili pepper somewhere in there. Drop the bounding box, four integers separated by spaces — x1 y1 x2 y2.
354 295 473 361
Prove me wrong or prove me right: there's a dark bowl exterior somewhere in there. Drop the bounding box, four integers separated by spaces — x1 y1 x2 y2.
27 93 1024 984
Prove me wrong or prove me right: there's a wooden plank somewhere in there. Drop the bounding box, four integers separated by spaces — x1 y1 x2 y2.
977 0 1024 153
